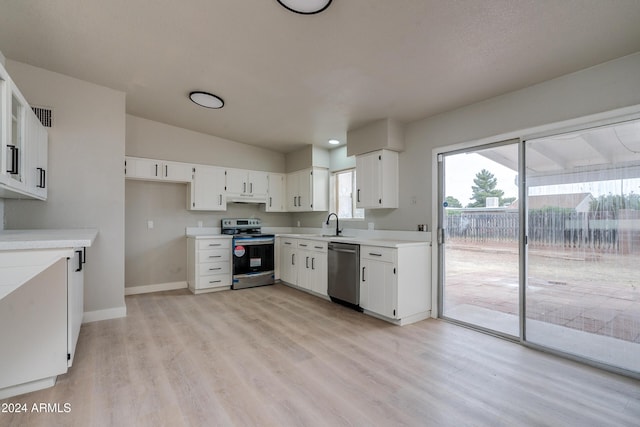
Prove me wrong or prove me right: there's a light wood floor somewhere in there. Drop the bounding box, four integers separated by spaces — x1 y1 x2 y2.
2 284 639 427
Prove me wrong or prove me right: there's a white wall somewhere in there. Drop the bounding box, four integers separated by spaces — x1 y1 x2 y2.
293 52 640 232
125 116 291 289
4 60 126 319
127 115 285 172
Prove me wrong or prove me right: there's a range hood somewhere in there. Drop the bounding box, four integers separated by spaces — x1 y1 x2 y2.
226 194 267 204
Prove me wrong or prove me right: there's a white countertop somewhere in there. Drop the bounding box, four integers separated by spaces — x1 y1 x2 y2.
0 228 98 250
185 227 430 248
277 234 429 248
0 229 98 301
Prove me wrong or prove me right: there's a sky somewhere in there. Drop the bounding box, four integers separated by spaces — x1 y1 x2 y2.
444 152 640 206
444 152 518 206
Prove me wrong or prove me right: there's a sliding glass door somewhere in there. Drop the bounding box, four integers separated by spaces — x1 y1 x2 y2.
524 120 640 372
439 141 520 337
438 118 640 375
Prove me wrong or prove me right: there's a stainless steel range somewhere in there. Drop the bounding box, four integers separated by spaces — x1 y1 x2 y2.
222 218 275 290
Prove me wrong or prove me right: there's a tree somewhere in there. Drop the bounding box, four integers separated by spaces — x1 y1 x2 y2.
444 196 463 208
467 169 504 208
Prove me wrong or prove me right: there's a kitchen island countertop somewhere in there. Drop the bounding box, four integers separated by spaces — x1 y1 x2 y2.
0 228 98 251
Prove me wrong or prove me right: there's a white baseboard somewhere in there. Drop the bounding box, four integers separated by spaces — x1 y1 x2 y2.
0 376 56 400
124 281 187 296
82 305 127 323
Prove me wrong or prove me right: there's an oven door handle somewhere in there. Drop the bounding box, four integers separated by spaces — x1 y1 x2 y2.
233 238 275 245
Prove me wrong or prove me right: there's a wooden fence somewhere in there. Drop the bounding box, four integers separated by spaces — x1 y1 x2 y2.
444 208 637 253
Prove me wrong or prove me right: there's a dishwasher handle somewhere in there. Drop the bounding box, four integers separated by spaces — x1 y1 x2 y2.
328 246 357 254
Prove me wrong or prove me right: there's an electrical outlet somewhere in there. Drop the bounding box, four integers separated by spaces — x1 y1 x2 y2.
147 220 154 229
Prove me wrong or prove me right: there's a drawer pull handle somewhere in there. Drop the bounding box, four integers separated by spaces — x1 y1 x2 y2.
209 280 222 284
209 255 222 258
209 267 222 271
299 244 308 247
314 246 323 249
209 243 222 247
284 242 292 245
369 253 382 257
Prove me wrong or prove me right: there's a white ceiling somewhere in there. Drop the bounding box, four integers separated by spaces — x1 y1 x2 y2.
1 0 640 153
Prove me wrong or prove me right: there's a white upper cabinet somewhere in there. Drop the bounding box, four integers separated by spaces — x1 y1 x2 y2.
0 62 48 200
356 149 398 209
266 173 286 212
225 168 268 201
27 111 48 199
124 156 192 183
287 167 328 212
188 165 227 211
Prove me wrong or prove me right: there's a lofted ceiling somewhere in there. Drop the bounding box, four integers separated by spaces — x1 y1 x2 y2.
1 1 640 153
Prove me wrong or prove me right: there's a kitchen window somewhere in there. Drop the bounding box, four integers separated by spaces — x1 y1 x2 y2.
331 169 365 219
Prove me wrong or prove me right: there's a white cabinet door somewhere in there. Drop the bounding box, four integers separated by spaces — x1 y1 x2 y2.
189 165 226 211
125 157 163 180
0 65 7 187
4 83 27 191
266 173 286 212
67 248 85 367
297 240 313 291
297 170 312 210
162 161 193 182
356 152 376 208
309 249 328 296
360 246 398 319
286 170 300 211
26 112 48 200
360 258 396 318
125 157 192 183
225 168 247 195
356 150 398 209
286 168 328 212
227 168 268 198
248 170 268 196
280 239 298 285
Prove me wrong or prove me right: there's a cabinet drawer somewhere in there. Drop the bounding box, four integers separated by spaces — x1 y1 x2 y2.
309 241 327 252
198 239 231 250
198 249 230 263
200 274 231 288
361 246 395 263
198 261 231 276
281 238 297 247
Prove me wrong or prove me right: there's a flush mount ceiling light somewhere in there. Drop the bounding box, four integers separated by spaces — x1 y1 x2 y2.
189 91 224 109
328 139 340 145
276 0 332 15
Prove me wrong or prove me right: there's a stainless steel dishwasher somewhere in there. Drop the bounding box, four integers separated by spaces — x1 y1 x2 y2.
327 242 361 310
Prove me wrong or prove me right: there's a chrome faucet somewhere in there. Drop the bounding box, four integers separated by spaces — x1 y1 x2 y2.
326 212 341 236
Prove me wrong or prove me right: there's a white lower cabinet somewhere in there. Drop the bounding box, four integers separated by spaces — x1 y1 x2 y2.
187 237 232 293
279 238 328 296
0 257 69 398
67 248 86 367
297 240 328 296
280 238 298 285
359 244 431 324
